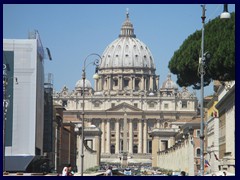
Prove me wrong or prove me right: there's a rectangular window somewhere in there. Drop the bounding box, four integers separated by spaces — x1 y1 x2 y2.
134 103 138 108
182 101 187 108
87 140 93 149
196 130 200 137
62 100 68 107
148 140 152 153
111 103 115 108
149 103 155 108
110 122 115 131
94 103 100 107
133 122 138 131
164 103 168 109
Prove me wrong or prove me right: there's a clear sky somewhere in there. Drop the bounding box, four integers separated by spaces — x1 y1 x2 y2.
3 4 235 99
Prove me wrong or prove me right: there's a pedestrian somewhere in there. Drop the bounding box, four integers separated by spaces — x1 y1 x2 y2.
105 166 113 176
62 164 72 176
180 171 186 176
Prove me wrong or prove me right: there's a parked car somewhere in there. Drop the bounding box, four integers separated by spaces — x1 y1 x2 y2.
124 168 132 176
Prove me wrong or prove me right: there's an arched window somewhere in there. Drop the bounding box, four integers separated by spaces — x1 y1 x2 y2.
164 122 168 128
196 148 201 157
133 145 138 154
135 79 140 90
111 145 115 154
113 78 118 86
124 79 129 88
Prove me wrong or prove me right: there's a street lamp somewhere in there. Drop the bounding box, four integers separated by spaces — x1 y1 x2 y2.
80 53 101 176
199 5 206 176
199 4 231 176
3 64 9 173
220 4 231 19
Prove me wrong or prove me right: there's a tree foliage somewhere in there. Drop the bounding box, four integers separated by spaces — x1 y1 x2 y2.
168 12 235 89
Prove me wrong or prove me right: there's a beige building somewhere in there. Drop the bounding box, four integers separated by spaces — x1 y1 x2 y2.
151 120 201 176
53 12 198 168
215 81 235 173
205 90 220 174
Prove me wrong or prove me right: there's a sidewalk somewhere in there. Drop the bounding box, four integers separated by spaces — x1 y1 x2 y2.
74 172 104 176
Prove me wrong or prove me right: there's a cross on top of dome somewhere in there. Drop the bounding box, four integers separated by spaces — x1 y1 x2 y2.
126 8 129 19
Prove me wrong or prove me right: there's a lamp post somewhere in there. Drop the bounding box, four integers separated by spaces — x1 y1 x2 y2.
80 53 101 176
3 64 9 173
199 4 231 176
199 4 206 176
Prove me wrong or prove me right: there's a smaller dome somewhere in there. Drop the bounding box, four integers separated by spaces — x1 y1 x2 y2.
162 73 178 89
75 79 92 89
149 92 155 96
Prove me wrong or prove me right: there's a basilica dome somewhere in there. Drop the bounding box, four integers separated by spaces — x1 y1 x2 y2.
99 12 155 70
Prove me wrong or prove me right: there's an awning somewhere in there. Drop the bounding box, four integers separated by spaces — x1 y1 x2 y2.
5 156 35 172
5 155 49 172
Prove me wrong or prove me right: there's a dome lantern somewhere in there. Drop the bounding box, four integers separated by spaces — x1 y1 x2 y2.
119 10 136 38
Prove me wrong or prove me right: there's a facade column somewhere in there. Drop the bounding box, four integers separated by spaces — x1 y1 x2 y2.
129 76 132 90
156 75 159 90
141 76 144 90
129 119 133 154
157 119 160 128
159 138 162 151
106 119 111 154
143 119 148 153
94 79 98 91
132 76 135 91
150 75 153 91
107 76 110 91
109 75 112 91
123 114 128 153
188 137 195 176
106 76 109 90
99 76 103 91
115 119 120 154
101 120 105 153
152 136 160 167
144 77 147 91
104 77 107 90
138 119 143 153
169 137 175 147
122 112 128 167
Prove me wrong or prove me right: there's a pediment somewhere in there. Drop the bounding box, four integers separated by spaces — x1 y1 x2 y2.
106 102 142 112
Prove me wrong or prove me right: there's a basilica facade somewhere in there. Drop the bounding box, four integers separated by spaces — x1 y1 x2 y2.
53 12 198 166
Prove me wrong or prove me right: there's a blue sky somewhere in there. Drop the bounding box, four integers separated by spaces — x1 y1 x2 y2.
3 4 235 99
